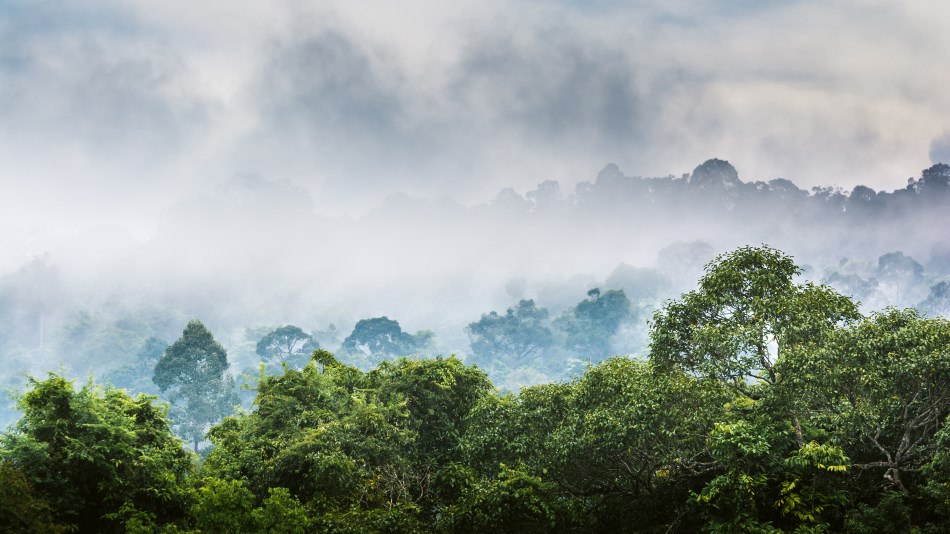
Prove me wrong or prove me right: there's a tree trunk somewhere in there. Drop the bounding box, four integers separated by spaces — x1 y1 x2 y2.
790 413 804 448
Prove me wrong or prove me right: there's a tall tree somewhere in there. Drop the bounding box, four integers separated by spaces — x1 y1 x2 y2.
650 245 859 446
466 299 554 368
824 309 950 492
340 317 432 364
256 325 318 369
555 288 631 361
153 320 237 451
650 246 858 395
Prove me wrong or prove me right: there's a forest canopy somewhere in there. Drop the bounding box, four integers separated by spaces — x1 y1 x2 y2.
3 245 950 532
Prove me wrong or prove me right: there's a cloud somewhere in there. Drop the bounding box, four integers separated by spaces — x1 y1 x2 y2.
0 0 207 153
0 0 216 230
3 0 950 221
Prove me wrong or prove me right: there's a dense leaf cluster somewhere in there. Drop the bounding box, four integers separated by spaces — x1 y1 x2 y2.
466 288 634 378
4 246 950 531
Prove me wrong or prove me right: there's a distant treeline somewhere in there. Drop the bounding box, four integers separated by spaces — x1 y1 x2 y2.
4 246 950 532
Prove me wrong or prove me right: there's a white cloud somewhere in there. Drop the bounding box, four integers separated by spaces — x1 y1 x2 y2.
2 0 949 222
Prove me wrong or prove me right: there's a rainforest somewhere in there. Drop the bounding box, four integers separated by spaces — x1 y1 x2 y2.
4 244 950 532
4 1 950 531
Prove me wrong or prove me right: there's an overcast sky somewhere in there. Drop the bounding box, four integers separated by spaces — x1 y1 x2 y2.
2 0 950 233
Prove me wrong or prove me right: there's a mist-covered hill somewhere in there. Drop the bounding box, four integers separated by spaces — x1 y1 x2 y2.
2 158 949 422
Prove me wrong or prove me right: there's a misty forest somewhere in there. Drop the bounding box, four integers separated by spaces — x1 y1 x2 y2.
6 0 950 532
4 159 950 532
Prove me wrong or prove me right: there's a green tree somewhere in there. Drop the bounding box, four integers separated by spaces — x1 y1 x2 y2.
823 309 950 492
554 288 632 361
437 463 557 533
340 317 432 366
202 353 492 528
191 477 255 532
650 246 861 530
650 245 859 443
153 320 237 451
466 299 554 368
104 335 167 396
256 325 319 369
922 416 950 527
252 487 312 533
0 375 193 532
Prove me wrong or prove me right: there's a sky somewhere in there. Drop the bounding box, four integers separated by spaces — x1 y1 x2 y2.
2 0 949 237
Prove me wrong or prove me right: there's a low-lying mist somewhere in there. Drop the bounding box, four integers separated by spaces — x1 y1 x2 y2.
2 158 949 425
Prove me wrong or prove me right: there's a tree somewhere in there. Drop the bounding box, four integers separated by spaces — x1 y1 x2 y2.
104 336 167 396
340 317 432 365
466 299 554 368
153 320 237 451
823 309 950 492
0 375 192 532
0 462 63 533
256 325 318 369
551 358 727 530
650 245 860 453
555 288 632 360
650 246 858 396
920 281 950 317
688 158 741 191
437 463 558 533
876 251 925 304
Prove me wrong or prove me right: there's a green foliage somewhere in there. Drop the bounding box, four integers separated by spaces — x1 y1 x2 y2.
252 487 311 533
191 477 255 532
922 416 950 528
694 417 787 533
0 374 193 532
154 320 229 392
202 354 491 528
437 464 557 533
340 317 433 367
555 287 632 360
651 245 859 393
6 245 950 532
0 461 64 533
843 491 911 534
256 325 318 369
368 356 493 464
821 309 950 491
466 299 554 368
153 320 238 449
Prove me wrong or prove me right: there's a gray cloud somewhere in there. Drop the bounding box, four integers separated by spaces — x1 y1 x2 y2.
1 0 949 274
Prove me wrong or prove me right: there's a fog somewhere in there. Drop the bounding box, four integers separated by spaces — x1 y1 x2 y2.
2 1 950 419
3 160 949 376
4 0 950 226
